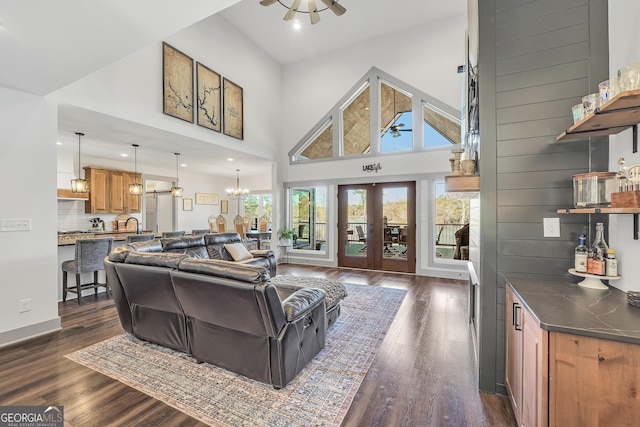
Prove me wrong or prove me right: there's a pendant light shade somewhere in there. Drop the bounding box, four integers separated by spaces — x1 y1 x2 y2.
171 152 183 197
129 144 143 195
71 132 89 193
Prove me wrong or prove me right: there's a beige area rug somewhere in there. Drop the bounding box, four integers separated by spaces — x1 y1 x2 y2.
66 282 406 427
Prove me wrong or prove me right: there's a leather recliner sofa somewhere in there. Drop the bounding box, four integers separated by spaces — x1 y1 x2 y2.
121 232 276 277
105 249 326 389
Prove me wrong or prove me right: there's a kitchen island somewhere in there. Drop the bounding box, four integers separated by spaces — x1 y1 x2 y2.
504 275 640 426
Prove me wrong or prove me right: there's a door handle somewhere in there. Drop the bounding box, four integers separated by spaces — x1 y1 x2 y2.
513 303 522 331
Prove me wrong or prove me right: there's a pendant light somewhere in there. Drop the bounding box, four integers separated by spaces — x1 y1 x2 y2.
170 152 183 197
226 169 249 199
128 144 143 195
71 132 89 193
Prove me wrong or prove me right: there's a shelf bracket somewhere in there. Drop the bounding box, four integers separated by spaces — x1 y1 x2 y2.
634 124 638 153
635 213 639 240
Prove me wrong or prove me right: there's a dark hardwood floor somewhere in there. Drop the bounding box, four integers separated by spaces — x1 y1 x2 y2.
0 264 515 426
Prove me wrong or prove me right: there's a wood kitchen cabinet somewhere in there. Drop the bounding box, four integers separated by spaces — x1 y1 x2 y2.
84 167 142 214
506 286 548 427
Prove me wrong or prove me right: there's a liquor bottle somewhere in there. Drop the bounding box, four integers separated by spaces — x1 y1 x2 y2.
574 234 588 273
587 223 608 275
605 248 618 277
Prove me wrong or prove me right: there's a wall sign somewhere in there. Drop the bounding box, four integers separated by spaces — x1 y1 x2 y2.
195 193 219 205
363 163 382 173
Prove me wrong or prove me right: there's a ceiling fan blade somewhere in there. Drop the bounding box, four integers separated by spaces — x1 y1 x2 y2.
259 0 278 6
284 0 302 20
308 0 321 24
320 0 346 16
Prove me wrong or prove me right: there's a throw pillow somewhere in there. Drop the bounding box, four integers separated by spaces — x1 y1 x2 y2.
224 242 253 261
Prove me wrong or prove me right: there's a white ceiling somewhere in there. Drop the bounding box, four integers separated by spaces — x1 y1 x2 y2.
1 0 466 177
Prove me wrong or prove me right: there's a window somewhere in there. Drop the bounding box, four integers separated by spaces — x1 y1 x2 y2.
434 181 470 261
294 119 333 161
342 84 370 156
380 82 413 153
243 193 272 230
423 103 460 148
290 186 327 252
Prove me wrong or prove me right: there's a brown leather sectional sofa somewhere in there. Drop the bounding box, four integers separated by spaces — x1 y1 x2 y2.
105 238 327 389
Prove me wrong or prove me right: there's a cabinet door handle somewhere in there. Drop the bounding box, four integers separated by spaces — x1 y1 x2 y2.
514 304 522 331
511 302 517 326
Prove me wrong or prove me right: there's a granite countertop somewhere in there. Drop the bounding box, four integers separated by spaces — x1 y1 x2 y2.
505 275 640 345
57 231 157 246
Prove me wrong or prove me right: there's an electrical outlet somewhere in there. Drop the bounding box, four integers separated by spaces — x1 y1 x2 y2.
19 298 31 313
0 219 31 232
543 217 560 237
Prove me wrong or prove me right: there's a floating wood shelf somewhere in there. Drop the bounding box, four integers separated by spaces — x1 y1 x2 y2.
445 175 480 192
556 89 640 152
57 188 89 200
557 207 640 240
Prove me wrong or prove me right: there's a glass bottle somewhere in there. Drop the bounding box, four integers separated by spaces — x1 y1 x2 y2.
605 248 618 277
574 234 588 273
588 223 608 275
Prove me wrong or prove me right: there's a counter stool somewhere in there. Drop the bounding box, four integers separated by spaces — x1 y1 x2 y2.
126 233 155 243
62 237 113 305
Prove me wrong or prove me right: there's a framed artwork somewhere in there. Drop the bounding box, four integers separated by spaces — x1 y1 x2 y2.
163 42 194 123
183 198 193 211
196 62 221 132
221 200 229 214
195 193 219 205
223 78 244 140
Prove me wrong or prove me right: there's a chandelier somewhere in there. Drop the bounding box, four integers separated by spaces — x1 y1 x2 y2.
226 169 249 200
71 132 89 193
128 144 143 195
259 0 346 25
170 153 183 197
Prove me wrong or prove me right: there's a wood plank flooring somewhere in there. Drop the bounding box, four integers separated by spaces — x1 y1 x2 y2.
0 265 515 426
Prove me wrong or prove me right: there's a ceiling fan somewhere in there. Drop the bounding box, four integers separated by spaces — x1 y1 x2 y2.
259 0 347 25
385 123 412 138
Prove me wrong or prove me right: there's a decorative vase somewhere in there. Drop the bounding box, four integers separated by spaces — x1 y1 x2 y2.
461 159 476 176
451 149 464 176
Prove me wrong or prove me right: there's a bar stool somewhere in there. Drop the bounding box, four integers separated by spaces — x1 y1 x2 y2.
126 233 156 243
62 237 113 305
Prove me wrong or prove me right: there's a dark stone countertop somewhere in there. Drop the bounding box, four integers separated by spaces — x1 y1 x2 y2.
505 275 640 345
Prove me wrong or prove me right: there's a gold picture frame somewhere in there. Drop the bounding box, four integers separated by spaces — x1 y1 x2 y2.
221 200 229 214
195 193 219 205
196 62 221 132
163 42 194 123
223 78 243 140
183 198 193 211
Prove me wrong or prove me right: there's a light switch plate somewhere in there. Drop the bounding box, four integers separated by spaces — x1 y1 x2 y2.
543 217 560 237
0 219 31 232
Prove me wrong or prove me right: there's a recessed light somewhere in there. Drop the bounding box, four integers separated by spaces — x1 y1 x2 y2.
120 153 129 157
227 158 234 162
292 21 302 30
56 142 62 145
180 163 187 167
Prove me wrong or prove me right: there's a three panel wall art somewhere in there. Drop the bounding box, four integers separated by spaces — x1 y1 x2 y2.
162 42 243 140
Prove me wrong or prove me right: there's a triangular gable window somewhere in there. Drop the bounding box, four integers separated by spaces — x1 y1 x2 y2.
289 67 460 164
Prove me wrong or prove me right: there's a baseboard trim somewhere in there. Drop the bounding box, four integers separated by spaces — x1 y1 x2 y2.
0 317 61 349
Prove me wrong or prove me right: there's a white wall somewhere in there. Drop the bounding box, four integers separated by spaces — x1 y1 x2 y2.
52 14 283 166
608 0 640 292
0 87 61 344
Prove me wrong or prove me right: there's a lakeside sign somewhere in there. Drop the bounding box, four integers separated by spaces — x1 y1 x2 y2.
363 163 382 173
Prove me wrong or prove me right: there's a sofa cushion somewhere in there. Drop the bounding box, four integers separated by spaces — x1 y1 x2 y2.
161 235 208 258
224 242 253 261
124 251 189 268
178 258 270 283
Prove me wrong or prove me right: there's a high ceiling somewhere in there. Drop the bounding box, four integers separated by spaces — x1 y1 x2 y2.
0 0 466 177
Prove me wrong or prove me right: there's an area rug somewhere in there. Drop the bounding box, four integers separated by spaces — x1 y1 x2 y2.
65 282 406 427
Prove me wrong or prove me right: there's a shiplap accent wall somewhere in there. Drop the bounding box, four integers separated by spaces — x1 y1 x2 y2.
477 0 609 392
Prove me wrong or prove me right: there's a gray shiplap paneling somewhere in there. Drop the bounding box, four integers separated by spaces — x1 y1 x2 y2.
496 23 588 60
498 256 573 277
497 152 588 173
495 0 535 13
497 117 574 140
497 136 585 156
498 205 576 223
496 78 588 108
497 169 580 190
497 60 589 92
496 0 587 28
499 222 588 240
496 4 589 43
497 98 578 125
497 188 574 207
497 42 589 76
499 239 576 258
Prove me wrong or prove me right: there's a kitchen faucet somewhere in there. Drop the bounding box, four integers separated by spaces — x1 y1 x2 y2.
124 217 140 234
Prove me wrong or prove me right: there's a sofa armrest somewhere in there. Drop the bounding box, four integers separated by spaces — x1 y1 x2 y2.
282 288 325 321
250 249 275 258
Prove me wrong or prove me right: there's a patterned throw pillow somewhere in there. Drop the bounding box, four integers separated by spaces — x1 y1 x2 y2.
224 242 253 262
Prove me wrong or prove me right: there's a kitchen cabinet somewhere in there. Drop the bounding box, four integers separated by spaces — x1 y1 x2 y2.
84 167 142 214
506 279 640 426
506 287 548 427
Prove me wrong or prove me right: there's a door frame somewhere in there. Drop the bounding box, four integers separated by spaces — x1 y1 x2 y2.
337 181 416 273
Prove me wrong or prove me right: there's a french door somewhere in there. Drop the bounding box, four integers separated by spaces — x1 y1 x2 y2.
337 181 415 273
